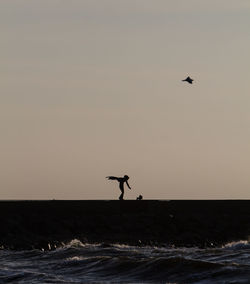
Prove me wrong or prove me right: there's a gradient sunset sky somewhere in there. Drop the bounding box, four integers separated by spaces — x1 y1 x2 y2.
1 0 250 199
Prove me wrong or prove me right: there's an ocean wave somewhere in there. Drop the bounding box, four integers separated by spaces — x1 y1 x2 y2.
1 240 250 283
223 240 250 250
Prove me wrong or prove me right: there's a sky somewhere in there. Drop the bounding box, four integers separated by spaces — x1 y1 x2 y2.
1 0 250 199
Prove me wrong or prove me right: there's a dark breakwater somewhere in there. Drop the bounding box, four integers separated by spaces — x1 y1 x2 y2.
1 200 250 250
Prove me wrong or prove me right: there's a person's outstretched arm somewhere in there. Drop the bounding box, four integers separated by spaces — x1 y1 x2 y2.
126 181 131 189
106 176 118 180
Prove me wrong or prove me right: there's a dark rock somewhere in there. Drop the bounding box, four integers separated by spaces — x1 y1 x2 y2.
0 200 250 250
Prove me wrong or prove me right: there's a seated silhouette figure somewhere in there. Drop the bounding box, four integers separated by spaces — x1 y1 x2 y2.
106 175 131 200
136 195 143 200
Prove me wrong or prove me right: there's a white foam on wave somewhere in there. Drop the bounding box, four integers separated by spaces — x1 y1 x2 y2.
63 239 86 248
61 240 200 253
63 239 104 249
66 255 86 261
63 240 149 250
223 240 250 250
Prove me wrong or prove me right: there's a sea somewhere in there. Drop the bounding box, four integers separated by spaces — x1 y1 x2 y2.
0 239 250 283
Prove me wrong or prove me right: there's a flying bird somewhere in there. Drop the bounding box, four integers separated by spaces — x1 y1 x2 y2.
182 76 194 84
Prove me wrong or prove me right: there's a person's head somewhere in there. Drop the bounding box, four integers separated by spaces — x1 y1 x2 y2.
124 175 129 180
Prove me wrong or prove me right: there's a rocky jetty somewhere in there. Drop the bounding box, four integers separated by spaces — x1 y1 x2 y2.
0 200 250 250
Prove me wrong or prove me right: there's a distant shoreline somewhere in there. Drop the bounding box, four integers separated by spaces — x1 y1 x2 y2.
1 200 250 250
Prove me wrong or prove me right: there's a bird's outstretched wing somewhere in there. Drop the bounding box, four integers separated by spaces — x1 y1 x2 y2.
106 176 117 180
182 76 194 84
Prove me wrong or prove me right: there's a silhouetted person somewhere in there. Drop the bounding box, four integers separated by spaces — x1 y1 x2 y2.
106 175 131 200
136 195 143 200
182 76 194 84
